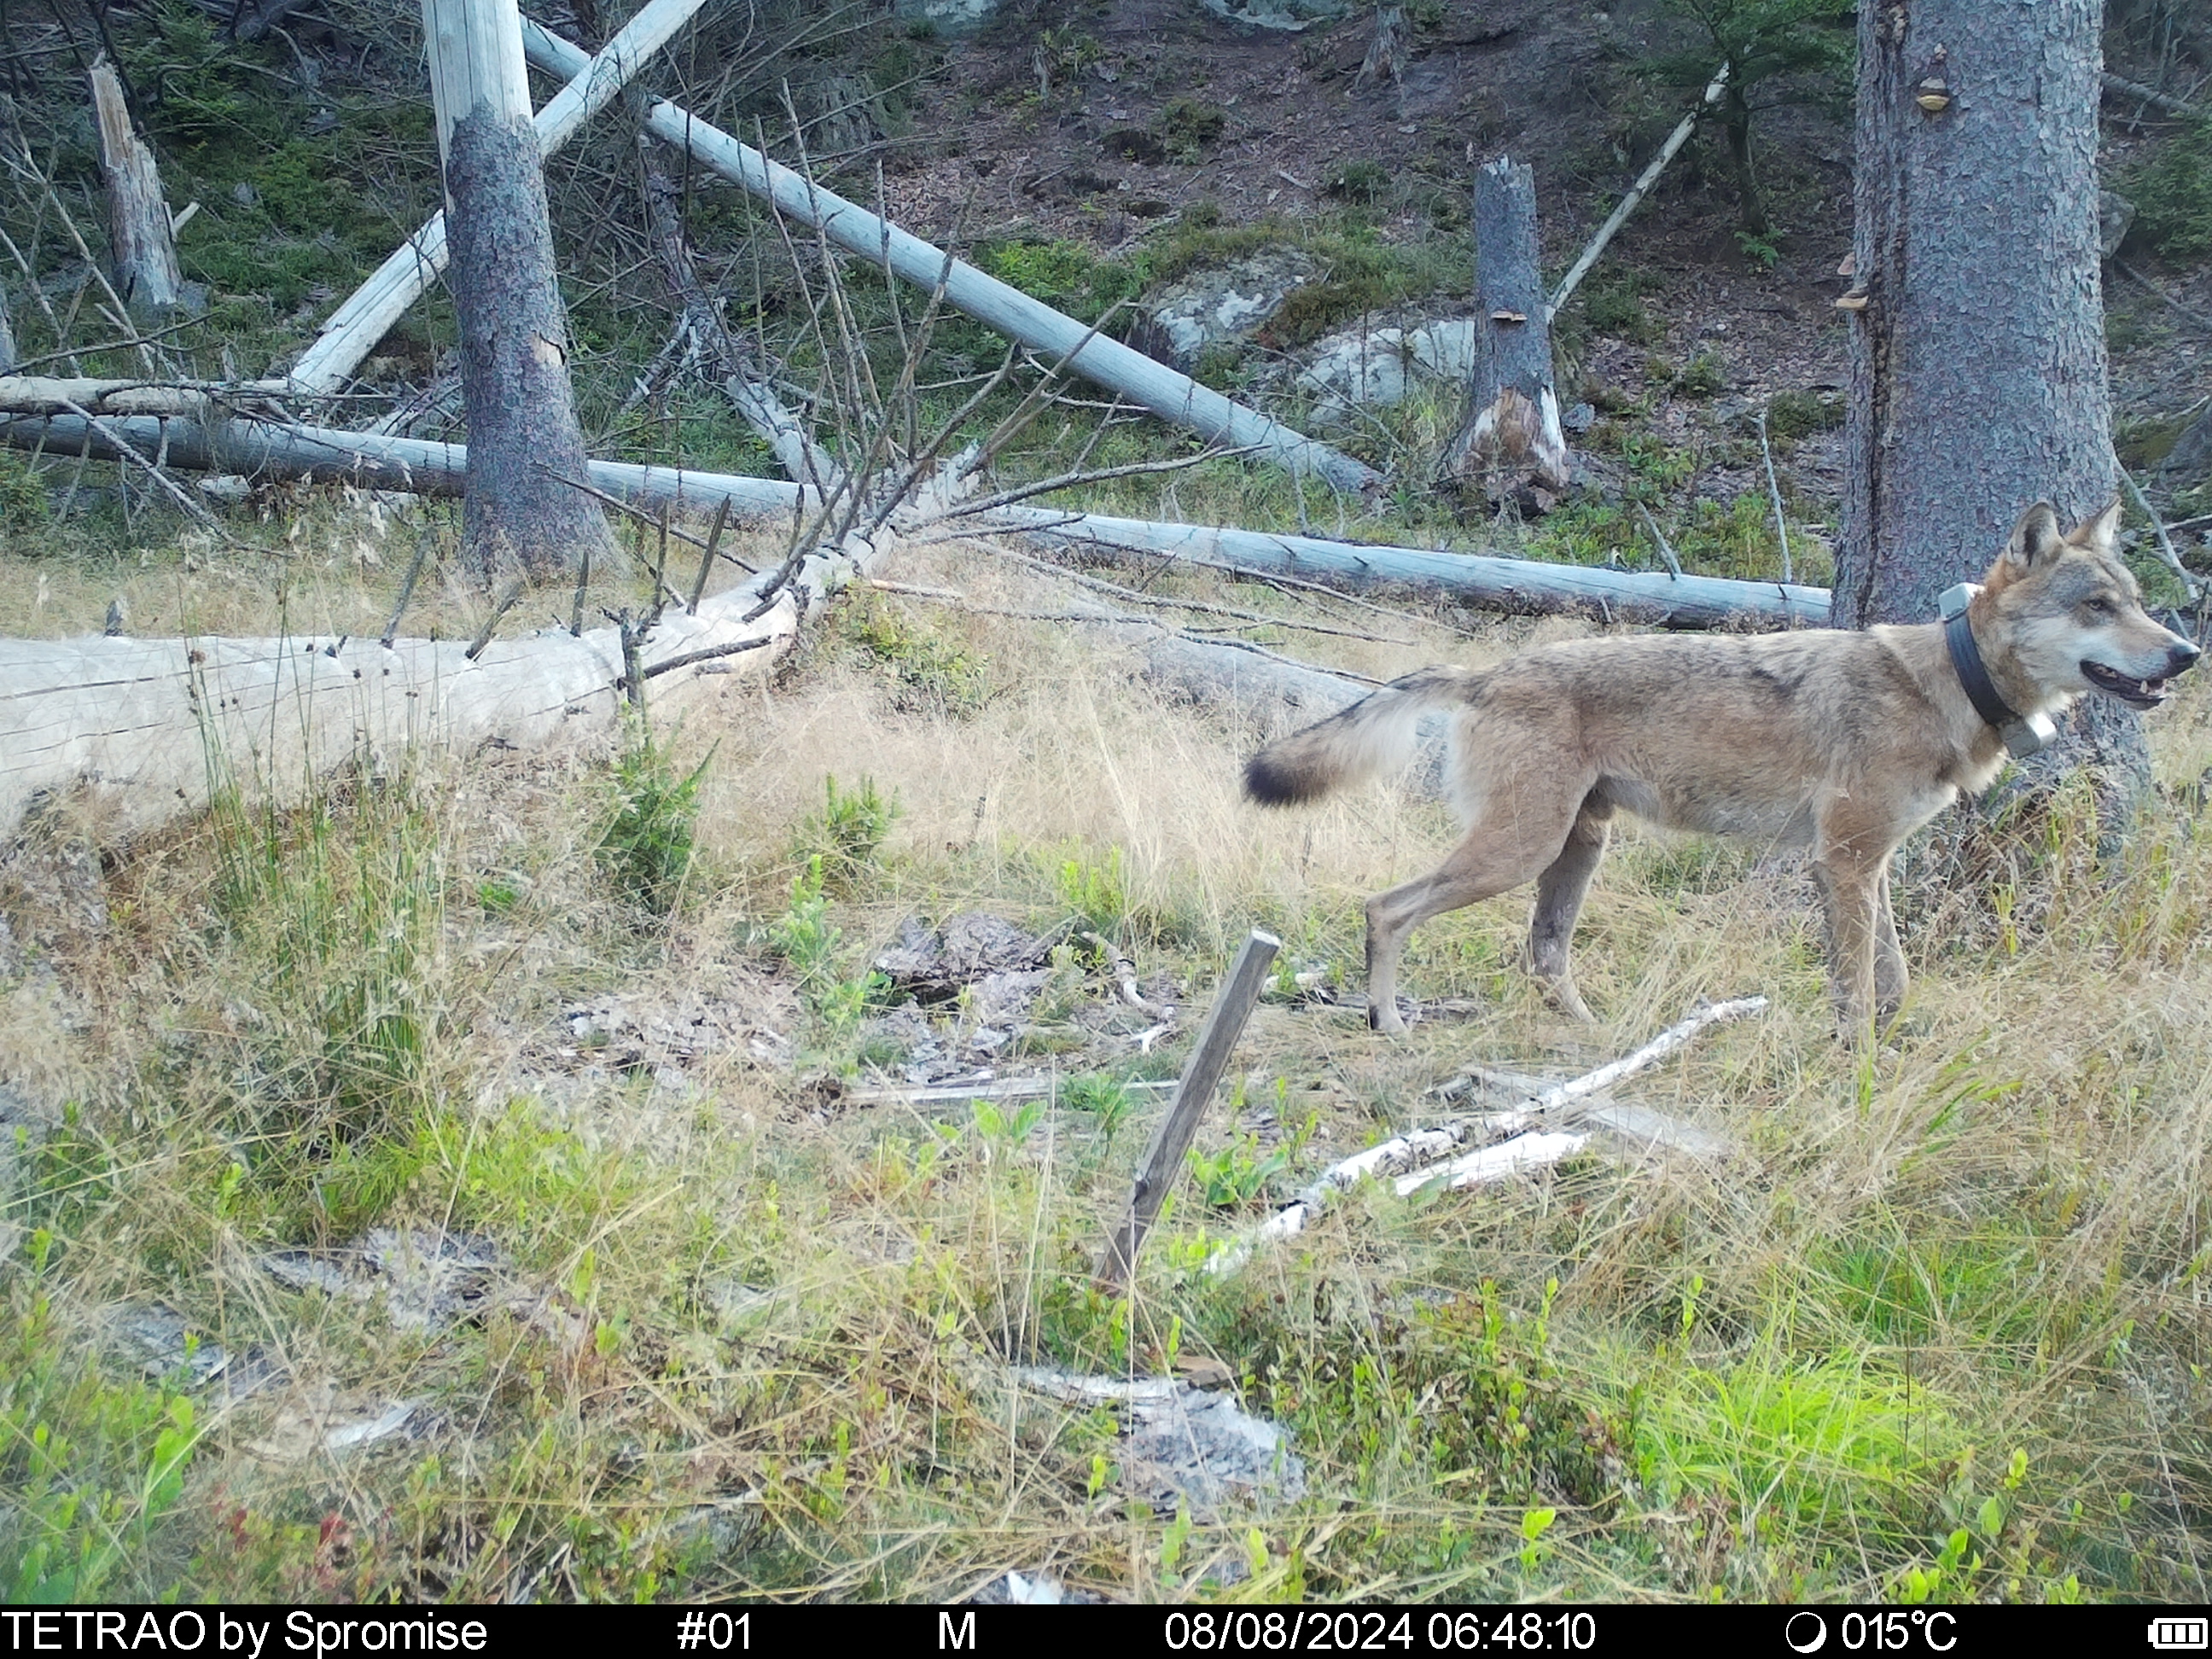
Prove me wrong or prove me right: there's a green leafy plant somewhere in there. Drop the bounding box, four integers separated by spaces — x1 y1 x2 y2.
597 733 711 913
791 774 901 896
1189 1130 1290 1209
1057 846 1130 937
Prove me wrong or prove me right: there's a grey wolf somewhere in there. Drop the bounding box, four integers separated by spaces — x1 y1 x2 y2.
1244 501 2199 1037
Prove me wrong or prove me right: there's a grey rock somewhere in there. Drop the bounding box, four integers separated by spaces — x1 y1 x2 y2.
1197 0 1350 29
1296 319 1478 415
1120 1383 1307 1514
894 0 1001 32
1139 247 1320 370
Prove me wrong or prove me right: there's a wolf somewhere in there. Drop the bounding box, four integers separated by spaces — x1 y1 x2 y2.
1243 501 2199 1037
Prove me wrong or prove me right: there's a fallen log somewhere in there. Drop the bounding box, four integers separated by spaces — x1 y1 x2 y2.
0 515 877 844
282 0 708 397
0 408 1832 626
0 410 800 518
2099 70 2198 118
998 506 1832 627
519 20 1383 498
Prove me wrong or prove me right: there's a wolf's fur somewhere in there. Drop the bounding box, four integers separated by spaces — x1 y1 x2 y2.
1245 501 2201 1036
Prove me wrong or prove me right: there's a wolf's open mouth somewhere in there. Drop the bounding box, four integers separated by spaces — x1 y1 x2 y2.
2081 660 2170 707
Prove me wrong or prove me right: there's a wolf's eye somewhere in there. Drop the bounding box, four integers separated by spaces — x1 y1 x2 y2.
2087 597 2116 616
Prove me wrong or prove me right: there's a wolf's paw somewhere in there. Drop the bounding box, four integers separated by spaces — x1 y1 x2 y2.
1537 977 1598 1024
1367 998 1414 1036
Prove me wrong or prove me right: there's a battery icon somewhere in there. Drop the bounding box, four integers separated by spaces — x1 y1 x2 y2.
2150 1620 2209 1650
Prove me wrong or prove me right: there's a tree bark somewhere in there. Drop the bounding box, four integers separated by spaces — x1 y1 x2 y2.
0 284 17 374
1438 156 1571 511
1832 2 2144 807
88 58 183 318
425 0 613 581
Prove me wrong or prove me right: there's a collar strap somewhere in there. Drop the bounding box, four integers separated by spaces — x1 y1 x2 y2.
1938 583 2053 759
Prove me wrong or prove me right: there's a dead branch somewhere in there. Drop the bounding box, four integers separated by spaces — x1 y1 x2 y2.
1203 997 1767 1277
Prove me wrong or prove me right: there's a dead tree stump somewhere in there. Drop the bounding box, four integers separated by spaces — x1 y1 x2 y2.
427 0 614 580
1438 156 1571 514
89 59 183 318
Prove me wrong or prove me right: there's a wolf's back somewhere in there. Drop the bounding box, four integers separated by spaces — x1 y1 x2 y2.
1243 667 1482 806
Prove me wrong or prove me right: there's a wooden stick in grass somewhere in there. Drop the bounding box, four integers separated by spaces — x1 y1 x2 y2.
1097 929 1279 1291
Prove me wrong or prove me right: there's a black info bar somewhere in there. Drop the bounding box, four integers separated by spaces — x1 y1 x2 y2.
1 1606 2204 1652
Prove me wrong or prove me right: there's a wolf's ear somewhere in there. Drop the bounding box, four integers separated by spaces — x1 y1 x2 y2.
2069 497 2124 554
2002 502 2065 571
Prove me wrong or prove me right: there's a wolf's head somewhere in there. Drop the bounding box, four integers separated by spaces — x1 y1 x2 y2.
1978 501 2201 709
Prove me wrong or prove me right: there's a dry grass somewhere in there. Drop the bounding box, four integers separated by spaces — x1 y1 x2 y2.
3 511 2211 1604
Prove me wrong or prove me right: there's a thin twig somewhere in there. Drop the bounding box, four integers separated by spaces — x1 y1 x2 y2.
640 634 774 678
1755 406 1792 585
992 545 1416 643
55 395 229 536
464 577 526 661
1633 502 1683 579
2119 463 2201 599
688 497 730 613
570 539 591 637
381 528 432 648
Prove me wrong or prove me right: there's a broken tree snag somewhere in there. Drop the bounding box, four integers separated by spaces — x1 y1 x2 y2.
89 58 183 318
1098 929 1280 1291
426 0 614 581
1438 156 1570 512
517 20 1385 498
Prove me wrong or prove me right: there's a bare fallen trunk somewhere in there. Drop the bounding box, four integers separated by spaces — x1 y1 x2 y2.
0 521 876 843
90 58 183 317
0 406 1831 626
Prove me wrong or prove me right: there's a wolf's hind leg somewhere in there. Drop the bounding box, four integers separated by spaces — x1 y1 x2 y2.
1527 792 1614 1022
1365 775 1591 1034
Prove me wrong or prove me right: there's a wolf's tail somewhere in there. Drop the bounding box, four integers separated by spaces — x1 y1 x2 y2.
1243 666 1483 806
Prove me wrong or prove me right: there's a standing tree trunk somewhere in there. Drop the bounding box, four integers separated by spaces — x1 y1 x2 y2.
1438 156 1571 513
1719 83 1769 237
0 283 16 374
89 58 183 318
1832 1 2145 806
427 0 614 580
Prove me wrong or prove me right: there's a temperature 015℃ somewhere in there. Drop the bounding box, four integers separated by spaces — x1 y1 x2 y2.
1786 1611 1957 1653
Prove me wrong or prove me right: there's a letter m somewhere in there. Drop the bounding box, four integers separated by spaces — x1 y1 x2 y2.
938 1612 975 1650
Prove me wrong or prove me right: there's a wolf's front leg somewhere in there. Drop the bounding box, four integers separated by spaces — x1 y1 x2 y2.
1812 851 1883 1042
1872 861 1907 1022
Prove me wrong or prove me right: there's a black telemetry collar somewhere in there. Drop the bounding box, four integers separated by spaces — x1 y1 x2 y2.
1938 583 2055 759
